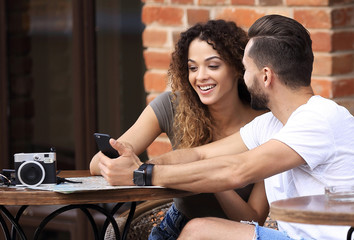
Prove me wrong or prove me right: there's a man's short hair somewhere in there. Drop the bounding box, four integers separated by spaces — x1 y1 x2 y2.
248 15 314 89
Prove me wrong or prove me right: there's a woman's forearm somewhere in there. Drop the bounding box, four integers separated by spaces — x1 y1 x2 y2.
215 182 269 225
214 190 259 222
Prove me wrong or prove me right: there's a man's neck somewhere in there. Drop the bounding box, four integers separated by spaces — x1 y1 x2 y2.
270 87 314 125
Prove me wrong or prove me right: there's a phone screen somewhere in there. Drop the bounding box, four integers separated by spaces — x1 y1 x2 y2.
93 133 119 158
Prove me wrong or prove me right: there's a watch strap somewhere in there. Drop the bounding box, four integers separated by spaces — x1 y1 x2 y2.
145 164 154 186
137 163 154 186
138 163 148 171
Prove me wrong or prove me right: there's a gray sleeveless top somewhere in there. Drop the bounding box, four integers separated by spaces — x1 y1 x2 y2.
150 91 253 219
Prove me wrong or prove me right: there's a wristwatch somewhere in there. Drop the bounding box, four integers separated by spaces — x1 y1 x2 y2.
133 163 154 186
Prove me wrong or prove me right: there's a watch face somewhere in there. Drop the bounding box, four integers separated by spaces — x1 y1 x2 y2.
133 170 145 186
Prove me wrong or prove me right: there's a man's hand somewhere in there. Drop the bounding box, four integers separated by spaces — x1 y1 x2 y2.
98 139 141 186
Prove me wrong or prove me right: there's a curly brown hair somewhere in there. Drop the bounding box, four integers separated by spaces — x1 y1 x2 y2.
169 19 250 149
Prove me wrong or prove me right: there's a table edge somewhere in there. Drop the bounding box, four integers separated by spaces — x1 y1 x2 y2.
270 195 354 226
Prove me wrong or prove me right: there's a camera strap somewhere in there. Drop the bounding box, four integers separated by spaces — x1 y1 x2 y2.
56 176 82 184
0 169 15 186
55 170 82 184
0 174 13 186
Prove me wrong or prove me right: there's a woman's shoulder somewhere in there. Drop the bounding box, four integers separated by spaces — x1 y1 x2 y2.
149 91 172 107
149 91 175 119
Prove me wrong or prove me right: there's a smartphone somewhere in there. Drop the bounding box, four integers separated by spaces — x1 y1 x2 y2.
93 133 119 158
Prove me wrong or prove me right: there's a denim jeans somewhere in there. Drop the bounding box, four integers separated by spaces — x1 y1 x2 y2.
247 221 311 240
148 203 189 240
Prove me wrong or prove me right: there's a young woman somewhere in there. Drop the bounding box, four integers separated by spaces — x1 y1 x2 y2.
90 20 269 239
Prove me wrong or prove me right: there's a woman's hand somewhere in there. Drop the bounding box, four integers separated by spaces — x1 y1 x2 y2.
89 152 102 176
98 139 142 186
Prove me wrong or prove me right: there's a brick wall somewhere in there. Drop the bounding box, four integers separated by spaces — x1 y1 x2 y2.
141 0 354 157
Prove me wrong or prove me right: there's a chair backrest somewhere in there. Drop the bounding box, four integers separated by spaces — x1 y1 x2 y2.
105 199 173 240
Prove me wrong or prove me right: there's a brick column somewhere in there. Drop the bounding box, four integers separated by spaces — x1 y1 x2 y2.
141 0 354 157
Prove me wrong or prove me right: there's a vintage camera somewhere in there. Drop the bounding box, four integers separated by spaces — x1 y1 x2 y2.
14 152 57 187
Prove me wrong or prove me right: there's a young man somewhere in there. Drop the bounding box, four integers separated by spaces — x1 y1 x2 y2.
95 15 354 239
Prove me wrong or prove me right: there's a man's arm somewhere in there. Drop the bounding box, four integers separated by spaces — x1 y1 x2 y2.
99 132 247 185
147 131 249 165
152 139 306 192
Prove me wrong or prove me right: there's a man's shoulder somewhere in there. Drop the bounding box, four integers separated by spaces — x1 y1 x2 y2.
306 95 346 113
298 95 353 123
252 111 279 124
244 111 282 135
240 112 283 148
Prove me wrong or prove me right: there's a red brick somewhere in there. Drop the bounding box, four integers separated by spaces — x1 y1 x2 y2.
286 0 330 6
313 54 352 76
332 53 353 75
335 97 354 116
143 50 171 70
142 6 184 26
216 8 265 28
330 0 354 4
144 71 168 92
312 77 354 98
172 0 194 4
311 31 332 52
259 0 282 6
332 78 354 98
146 93 159 105
141 0 165 3
231 0 255 5
198 0 228 5
143 28 168 48
313 54 332 76
311 78 332 98
147 138 172 157
312 31 354 52
187 9 210 25
333 31 354 51
141 0 354 104
294 9 331 29
172 30 183 46
332 7 354 28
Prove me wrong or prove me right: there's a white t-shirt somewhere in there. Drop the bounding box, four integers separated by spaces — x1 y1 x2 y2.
240 96 354 240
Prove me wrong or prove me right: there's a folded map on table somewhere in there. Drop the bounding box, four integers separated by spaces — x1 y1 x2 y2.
23 176 163 194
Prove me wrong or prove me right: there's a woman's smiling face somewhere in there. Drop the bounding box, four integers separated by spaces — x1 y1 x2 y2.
188 38 238 107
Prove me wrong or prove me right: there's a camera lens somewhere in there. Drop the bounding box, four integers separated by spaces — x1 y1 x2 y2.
17 161 45 187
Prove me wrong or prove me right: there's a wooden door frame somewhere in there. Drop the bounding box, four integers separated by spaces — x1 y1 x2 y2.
72 1 98 239
0 0 9 170
72 0 97 170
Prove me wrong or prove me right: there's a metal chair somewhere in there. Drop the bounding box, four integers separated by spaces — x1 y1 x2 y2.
105 199 278 239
